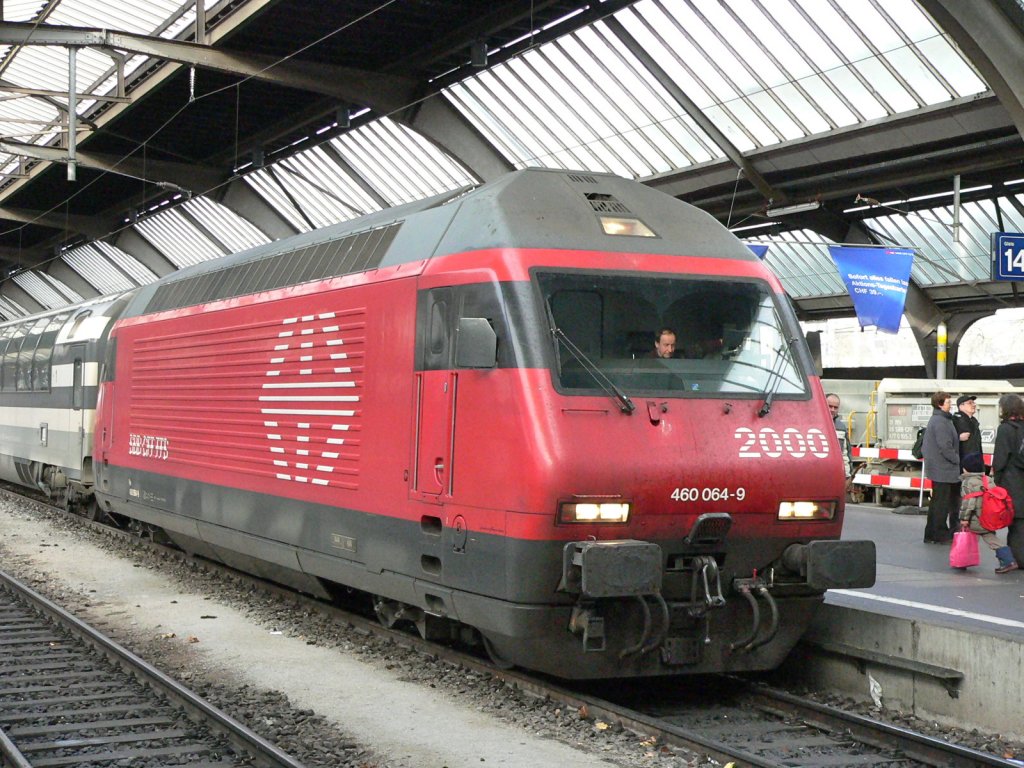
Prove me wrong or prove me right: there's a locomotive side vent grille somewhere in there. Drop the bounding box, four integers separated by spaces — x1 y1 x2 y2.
144 222 402 314
568 173 599 184
585 192 631 214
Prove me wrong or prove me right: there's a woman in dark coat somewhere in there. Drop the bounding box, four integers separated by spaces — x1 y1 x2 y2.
992 393 1024 572
921 391 961 543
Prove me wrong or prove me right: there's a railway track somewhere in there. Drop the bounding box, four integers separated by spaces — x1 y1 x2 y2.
0 565 305 768
576 675 1023 768
2 488 1022 768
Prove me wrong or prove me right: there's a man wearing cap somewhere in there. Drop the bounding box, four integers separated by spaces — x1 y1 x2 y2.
953 395 982 468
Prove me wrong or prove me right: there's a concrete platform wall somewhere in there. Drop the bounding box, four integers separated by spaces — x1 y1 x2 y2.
776 604 1024 741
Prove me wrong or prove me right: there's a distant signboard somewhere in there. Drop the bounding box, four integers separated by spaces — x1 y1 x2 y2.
829 245 914 333
991 232 1024 281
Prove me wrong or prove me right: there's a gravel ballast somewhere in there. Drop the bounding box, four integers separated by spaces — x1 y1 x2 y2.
0 497 713 768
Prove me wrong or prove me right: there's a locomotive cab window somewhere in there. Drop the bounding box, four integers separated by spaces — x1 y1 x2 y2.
537 271 809 398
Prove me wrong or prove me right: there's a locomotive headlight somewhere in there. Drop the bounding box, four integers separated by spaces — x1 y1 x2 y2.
559 501 631 524
777 501 836 520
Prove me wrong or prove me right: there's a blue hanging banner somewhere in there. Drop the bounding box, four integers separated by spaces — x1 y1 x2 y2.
828 245 914 334
746 243 769 259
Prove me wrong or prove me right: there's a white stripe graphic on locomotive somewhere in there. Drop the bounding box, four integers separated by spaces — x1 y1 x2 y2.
261 312 359 486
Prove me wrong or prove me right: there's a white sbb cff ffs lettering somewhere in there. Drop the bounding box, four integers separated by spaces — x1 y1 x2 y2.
128 433 170 460
734 427 829 459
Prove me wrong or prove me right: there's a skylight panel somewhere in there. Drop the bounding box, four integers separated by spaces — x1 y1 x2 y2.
14 271 81 309
883 47 952 104
243 172 311 234
799 1 872 63
0 295 28 321
3 1 48 22
852 58 919 112
63 245 137 295
134 210 225 269
331 118 474 207
95 241 159 287
273 154 374 228
50 0 186 33
763 1 842 72
914 36 986 96
183 197 270 255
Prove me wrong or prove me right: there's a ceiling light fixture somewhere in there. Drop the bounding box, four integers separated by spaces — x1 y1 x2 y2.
765 201 820 216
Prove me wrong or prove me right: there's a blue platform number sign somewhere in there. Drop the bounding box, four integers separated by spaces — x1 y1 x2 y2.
992 232 1024 281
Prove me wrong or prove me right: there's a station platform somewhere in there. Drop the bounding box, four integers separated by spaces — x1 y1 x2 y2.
782 503 1024 740
833 502 1024 629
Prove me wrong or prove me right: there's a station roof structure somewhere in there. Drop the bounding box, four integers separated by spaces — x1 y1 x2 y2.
0 0 1021 372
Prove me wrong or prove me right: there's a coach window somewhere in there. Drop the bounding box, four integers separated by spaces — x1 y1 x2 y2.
0 326 16 391
33 314 67 391
16 318 48 391
1 324 25 392
66 309 91 339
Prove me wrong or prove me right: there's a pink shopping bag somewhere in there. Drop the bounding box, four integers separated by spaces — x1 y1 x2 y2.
949 530 980 568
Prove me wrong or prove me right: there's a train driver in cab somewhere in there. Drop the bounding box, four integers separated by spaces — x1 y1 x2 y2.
649 327 678 359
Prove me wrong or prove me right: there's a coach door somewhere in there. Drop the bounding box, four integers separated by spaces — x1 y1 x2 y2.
412 288 456 499
69 345 87 463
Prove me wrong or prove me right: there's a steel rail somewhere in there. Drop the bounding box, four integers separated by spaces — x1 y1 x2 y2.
743 684 1023 768
0 566 306 768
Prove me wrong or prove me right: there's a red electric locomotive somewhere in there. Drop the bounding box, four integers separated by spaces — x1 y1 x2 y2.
92 168 874 678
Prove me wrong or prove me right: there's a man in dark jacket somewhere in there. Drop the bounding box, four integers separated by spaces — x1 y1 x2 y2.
921 391 961 543
952 394 982 468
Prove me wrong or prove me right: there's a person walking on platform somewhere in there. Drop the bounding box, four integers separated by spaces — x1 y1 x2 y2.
952 394 982 469
958 452 1017 573
922 391 960 544
992 393 1024 571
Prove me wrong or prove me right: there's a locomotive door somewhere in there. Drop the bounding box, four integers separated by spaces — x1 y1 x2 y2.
412 288 456 499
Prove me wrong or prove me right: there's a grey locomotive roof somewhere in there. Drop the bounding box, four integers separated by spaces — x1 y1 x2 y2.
122 169 756 319
408 168 756 265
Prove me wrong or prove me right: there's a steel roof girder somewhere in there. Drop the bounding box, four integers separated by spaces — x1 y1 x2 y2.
0 21 419 111
0 205 108 241
0 140 224 200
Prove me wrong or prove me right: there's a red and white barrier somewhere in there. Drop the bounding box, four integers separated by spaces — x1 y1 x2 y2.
851 447 992 464
852 472 930 490
850 447 992 499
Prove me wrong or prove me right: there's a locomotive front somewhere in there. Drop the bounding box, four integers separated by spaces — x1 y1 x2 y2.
499 262 873 676
439 171 876 678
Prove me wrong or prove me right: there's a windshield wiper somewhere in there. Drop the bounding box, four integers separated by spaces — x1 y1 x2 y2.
546 311 635 414
758 337 797 418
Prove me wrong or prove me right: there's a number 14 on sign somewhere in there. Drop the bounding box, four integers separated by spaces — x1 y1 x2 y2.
993 233 1024 281
1004 243 1024 272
